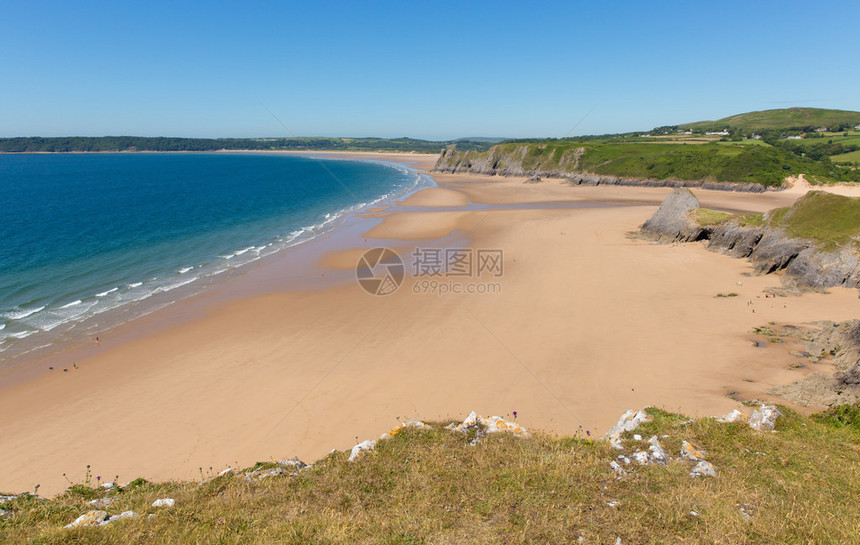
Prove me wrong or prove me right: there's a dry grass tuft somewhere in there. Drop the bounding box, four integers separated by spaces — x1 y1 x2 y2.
2 407 859 544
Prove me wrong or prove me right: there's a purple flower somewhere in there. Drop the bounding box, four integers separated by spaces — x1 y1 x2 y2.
586 430 591 436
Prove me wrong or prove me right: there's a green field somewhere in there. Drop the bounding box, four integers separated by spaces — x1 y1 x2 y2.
681 107 860 131
832 149 860 165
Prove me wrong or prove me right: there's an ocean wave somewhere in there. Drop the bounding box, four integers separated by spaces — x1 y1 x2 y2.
178 267 193 274
96 287 119 297
1 305 46 320
30 301 99 332
128 282 143 288
5 330 37 340
153 276 198 294
60 300 82 309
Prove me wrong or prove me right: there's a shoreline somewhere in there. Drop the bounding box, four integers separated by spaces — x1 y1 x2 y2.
2 156 859 496
0 152 439 386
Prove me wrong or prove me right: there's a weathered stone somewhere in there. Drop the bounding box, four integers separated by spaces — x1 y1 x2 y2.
632 450 650 465
691 460 717 478
451 412 529 438
717 409 748 423
748 404 782 431
639 188 707 242
606 409 651 450
680 441 708 462
347 440 376 462
151 498 175 508
65 510 108 529
609 460 626 477
648 436 669 465
381 419 430 439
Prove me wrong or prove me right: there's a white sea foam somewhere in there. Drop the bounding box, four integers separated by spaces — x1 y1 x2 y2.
153 276 198 294
7 330 37 339
60 300 82 309
1 305 46 320
128 282 143 288
96 287 119 297
0 324 5 331
33 301 98 331
178 267 193 274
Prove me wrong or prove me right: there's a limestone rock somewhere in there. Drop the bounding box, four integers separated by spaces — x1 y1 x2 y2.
609 460 626 477
606 409 651 450
65 510 108 529
151 498 175 508
347 439 376 462
748 404 782 431
640 188 706 242
101 511 137 525
381 419 430 439
691 460 717 478
680 441 708 462
648 436 669 465
451 412 529 438
717 409 748 423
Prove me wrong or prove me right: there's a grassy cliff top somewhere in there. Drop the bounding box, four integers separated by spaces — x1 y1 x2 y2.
2 405 859 544
767 191 860 249
681 107 860 131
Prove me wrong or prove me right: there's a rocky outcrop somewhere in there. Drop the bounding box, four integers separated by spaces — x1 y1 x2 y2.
434 147 770 193
766 321 860 407
639 188 709 242
640 191 860 291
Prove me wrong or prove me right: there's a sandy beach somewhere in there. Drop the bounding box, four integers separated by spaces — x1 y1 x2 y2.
1 153 858 496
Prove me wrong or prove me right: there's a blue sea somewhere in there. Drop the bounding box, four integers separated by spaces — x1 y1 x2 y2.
0 153 427 361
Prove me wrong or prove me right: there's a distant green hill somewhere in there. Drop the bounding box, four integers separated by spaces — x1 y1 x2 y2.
681 107 860 131
0 136 493 154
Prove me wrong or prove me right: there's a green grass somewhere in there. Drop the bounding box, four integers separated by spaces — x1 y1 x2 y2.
832 149 860 165
693 208 733 226
2 407 859 544
479 140 860 186
681 107 860 131
767 191 860 250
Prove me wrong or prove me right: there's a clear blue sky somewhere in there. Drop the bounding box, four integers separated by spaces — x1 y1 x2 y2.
2 1 857 140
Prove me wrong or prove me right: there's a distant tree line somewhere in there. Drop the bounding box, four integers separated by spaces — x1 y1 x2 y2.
0 136 493 154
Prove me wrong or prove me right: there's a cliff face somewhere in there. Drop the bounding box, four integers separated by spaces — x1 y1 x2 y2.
639 192 860 291
434 146 769 193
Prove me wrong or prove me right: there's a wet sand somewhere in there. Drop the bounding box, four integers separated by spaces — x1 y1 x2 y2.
1 155 858 496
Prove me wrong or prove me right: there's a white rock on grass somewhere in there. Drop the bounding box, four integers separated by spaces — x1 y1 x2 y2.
606 409 651 450
100 511 137 526
380 419 430 440
632 450 650 465
680 441 708 462
749 404 782 431
609 461 626 477
451 412 530 438
717 409 748 423
690 460 717 478
151 498 175 508
65 510 108 529
347 439 376 462
87 498 113 508
648 436 669 465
